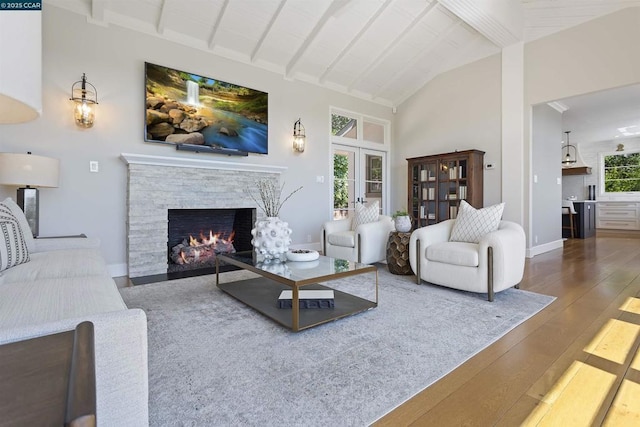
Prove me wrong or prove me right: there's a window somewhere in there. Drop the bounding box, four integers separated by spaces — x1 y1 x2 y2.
601 150 640 194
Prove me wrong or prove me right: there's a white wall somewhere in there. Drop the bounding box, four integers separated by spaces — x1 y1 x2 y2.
392 54 503 212
0 5 393 275
531 104 562 246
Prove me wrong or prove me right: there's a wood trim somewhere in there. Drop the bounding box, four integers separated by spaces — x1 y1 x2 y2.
562 166 592 175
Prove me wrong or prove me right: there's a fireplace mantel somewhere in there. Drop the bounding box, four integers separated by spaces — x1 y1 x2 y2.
120 153 287 174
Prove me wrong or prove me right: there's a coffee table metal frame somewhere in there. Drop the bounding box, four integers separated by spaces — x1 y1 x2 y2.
216 252 378 332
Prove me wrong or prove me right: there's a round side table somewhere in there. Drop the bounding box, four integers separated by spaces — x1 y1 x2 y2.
386 231 413 275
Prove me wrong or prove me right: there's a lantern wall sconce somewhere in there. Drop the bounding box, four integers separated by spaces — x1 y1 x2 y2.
70 73 98 128
561 130 577 166
293 118 306 153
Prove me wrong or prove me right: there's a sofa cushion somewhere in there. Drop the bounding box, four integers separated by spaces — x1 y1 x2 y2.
0 276 127 330
327 230 356 248
0 208 30 272
352 200 379 231
0 248 109 284
426 241 479 267
449 200 504 244
1 198 35 252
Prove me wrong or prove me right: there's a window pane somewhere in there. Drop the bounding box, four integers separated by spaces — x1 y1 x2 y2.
604 152 640 193
332 114 357 139
363 120 384 144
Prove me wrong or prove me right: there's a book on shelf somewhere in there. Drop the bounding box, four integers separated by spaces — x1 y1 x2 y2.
419 206 425 219
427 213 436 220
428 187 435 200
449 205 458 219
459 185 467 199
420 169 427 181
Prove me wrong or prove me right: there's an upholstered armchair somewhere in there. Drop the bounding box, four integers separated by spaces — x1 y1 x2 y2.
408 217 526 302
321 212 395 265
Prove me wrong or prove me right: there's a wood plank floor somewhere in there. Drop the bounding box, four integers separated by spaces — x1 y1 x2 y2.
374 236 640 426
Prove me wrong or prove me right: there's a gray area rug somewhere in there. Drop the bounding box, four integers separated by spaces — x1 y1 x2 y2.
120 267 554 426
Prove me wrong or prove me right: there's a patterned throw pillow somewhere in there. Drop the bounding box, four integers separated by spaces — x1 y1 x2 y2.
352 200 380 231
0 208 30 272
449 200 505 243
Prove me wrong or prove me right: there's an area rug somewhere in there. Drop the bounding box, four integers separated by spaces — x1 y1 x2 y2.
120 267 554 426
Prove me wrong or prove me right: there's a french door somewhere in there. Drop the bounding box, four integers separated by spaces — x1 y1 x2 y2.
332 145 386 220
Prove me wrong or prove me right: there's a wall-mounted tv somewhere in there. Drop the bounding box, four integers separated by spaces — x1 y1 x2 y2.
145 62 268 155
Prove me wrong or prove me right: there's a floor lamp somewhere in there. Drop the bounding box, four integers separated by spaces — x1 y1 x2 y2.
0 152 60 237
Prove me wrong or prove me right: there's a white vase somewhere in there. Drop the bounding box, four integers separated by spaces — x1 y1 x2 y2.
251 217 292 261
394 215 412 233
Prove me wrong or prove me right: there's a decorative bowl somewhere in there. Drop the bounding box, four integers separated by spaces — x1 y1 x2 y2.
286 249 319 262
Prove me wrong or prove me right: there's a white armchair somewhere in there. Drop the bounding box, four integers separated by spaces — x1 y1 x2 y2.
409 219 526 301
321 215 395 264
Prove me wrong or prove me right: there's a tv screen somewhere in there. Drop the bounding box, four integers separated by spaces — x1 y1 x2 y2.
145 62 268 155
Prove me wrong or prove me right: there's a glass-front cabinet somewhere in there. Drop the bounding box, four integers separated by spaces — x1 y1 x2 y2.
408 150 484 228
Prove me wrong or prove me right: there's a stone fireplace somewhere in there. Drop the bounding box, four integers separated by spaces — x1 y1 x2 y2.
121 153 286 280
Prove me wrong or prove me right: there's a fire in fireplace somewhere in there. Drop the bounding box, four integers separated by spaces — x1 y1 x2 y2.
167 208 255 276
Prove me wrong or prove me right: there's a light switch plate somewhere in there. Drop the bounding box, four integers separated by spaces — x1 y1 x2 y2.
90 161 99 173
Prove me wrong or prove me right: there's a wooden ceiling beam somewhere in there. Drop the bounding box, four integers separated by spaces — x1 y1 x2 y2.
319 0 392 84
251 0 287 63
285 0 350 79
347 0 439 93
208 0 229 49
156 0 169 35
90 0 106 25
438 0 523 47
372 19 462 100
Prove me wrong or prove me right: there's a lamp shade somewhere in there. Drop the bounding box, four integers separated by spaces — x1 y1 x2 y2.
0 10 42 123
0 153 59 188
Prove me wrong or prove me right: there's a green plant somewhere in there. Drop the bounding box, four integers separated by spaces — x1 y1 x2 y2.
393 209 408 218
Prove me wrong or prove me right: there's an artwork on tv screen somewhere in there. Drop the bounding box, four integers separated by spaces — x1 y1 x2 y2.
145 62 268 155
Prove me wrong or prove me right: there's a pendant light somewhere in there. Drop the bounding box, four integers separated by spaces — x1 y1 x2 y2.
561 131 577 165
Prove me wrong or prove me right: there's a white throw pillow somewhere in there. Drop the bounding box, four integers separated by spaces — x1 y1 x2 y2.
0 207 30 271
1 198 35 252
449 200 505 243
352 200 380 231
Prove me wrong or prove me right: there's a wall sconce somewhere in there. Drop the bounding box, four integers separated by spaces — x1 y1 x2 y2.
293 118 306 152
561 131 577 166
70 73 98 128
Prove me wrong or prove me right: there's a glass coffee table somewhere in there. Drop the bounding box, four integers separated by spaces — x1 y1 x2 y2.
216 252 378 332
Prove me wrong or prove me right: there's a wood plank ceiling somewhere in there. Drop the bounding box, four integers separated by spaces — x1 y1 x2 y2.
46 0 640 107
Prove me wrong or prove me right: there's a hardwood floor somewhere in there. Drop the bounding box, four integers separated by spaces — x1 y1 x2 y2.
374 236 640 426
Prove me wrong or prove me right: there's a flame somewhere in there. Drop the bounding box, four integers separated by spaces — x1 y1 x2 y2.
188 230 235 247
180 251 188 264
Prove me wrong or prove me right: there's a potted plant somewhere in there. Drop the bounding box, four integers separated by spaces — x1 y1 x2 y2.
244 179 303 261
393 209 412 233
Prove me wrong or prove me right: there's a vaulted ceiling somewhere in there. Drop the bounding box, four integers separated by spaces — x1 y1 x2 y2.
46 0 640 106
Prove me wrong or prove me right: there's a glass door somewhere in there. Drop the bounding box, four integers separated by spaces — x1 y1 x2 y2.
332 145 386 220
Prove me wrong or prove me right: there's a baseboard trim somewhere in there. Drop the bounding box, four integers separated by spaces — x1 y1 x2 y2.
107 263 127 278
526 239 564 258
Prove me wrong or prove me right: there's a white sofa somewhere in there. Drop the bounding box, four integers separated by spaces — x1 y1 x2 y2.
409 219 526 301
0 198 149 426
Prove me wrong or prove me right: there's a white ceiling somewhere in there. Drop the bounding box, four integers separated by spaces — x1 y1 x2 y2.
46 0 640 106
556 84 640 145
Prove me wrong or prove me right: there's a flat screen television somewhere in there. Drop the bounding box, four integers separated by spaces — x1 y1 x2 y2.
144 62 268 155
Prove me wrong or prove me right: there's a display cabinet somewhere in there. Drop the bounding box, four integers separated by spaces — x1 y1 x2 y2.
407 150 484 228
